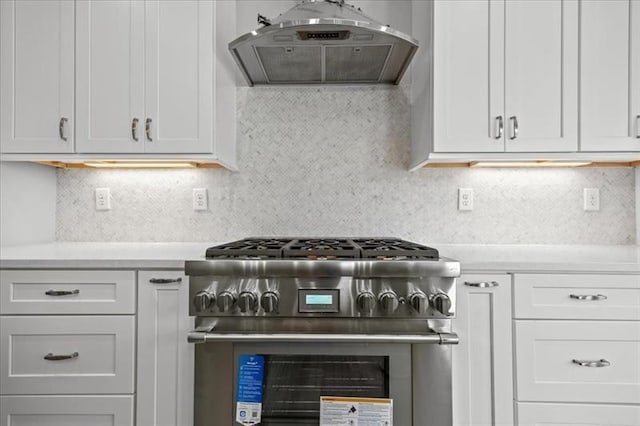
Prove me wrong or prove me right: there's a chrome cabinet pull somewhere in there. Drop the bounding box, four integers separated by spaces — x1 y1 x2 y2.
494 116 504 139
131 118 139 141
509 116 518 140
636 115 639 138
464 281 499 288
572 358 610 368
570 294 607 301
145 118 153 141
59 117 68 141
150 277 182 284
44 352 79 361
45 289 80 296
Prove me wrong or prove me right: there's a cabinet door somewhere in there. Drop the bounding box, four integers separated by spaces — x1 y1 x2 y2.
581 0 640 152
137 272 194 426
433 0 505 153
505 0 578 152
452 274 514 426
0 395 134 426
517 402 640 426
75 0 144 153
515 321 640 404
0 0 74 153
143 0 213 153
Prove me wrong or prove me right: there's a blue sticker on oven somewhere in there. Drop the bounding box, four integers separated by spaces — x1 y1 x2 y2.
236 355 264 425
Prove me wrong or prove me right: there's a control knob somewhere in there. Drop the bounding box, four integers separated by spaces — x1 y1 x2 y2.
217 291 237 313
238 291 258 313
430 293 452 316
356 292 376 315
409 292 428 314
260 291 280 314
193 291 215 313
379 292 399 314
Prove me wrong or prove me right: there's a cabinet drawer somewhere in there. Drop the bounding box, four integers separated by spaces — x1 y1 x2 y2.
513 273 640 320
0 395 134 426
515 321 640 404
517 402 640 426
0 270 136 314
0 316 135 394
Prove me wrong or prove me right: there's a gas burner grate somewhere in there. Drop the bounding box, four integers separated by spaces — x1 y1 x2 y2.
205 238 291 259
283 239 360 259
205 238 439 260
352 238 439 260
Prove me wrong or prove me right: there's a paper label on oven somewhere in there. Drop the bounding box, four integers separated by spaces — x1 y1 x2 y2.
236 355 264 425
320 396 393 426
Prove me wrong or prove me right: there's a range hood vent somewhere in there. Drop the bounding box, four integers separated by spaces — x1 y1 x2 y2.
229 0 418 86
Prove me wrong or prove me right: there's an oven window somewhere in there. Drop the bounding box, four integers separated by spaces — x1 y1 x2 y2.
256 355 389 425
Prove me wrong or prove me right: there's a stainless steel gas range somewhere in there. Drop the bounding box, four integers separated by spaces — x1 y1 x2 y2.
186 238 460 426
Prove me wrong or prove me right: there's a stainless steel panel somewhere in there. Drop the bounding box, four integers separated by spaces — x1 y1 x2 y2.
188 275 456 318
185 258 461 279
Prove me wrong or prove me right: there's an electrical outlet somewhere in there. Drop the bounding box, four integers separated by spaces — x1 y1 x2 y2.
458 188 474 211
584 188 600 211
95 188 111 210
193 188 208 211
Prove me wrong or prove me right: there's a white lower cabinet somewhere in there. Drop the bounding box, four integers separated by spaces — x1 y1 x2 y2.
136 271 193 426
517 402 640 426
0 395 134 426
0 316 135 395
515 320 640 404
452 274 514 426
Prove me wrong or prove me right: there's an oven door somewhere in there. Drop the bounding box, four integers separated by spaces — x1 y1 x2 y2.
191 319 456 426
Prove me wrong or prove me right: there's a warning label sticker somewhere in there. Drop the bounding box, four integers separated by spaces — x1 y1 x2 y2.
320 396 393 426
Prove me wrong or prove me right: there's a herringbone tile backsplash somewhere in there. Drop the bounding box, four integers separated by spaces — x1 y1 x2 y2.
56 86 636 244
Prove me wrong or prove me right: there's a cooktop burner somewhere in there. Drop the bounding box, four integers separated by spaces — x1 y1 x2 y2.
205 238 439 260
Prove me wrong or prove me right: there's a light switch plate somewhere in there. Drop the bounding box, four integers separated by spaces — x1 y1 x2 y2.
95 188 111 210
458 188 474 211
193 188 208 211
583 188 600 211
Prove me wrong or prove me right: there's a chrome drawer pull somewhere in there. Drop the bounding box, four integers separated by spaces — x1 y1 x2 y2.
572 358 610 368
464 281 499 288
509 116 518 140
45 289 80 296
59 117 68 141
569 294 607 301
145 118 153 141
44 352 79 361
131 117 139 141
150 277 182 284
494 116 504 139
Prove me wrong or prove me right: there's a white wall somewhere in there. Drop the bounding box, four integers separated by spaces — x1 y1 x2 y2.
0 162 57 246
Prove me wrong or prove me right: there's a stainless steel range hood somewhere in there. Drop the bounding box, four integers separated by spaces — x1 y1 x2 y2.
229 0 418 86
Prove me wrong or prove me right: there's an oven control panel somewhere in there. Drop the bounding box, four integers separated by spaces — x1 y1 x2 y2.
189 275 456 318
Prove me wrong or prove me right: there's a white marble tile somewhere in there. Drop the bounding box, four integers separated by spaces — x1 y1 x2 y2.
56 87 636 244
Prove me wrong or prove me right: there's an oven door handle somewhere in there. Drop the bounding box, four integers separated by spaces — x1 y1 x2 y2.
187 331 459 345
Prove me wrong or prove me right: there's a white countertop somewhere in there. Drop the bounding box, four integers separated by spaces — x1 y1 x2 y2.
1 242 639 272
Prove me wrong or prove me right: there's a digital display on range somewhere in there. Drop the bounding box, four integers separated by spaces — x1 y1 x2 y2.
306 294 333 305
298 289 340 313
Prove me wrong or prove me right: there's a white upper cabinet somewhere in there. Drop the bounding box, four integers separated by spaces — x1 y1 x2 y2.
144 0 213 154
430 0 578 155
504 0 578 152
432 0 504 153
76 0 214 155
1 0 237 166
0 0 74 153
580 0 640 152
76 0 144 153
